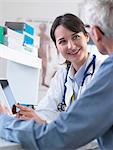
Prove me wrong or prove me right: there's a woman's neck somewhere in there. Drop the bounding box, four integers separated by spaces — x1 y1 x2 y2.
72 53 89 72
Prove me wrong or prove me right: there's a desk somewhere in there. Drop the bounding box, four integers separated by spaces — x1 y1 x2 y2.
0 138 24 150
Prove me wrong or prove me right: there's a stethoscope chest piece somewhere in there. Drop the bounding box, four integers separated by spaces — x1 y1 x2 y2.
57 101 66 112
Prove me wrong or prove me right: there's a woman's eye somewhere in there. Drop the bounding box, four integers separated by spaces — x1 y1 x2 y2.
59 40 67 45
73 35 80 40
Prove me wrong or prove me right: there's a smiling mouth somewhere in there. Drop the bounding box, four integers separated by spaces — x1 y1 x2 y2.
67 48 81 55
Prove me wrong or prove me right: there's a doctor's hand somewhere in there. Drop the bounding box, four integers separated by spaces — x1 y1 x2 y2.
16 104 46 124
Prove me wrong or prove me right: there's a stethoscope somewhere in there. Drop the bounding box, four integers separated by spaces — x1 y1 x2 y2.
57 54 96 112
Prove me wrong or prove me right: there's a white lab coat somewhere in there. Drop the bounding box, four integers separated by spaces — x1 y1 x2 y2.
37 53 104 123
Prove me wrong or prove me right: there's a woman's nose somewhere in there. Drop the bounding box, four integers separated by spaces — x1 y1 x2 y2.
68 40 76 49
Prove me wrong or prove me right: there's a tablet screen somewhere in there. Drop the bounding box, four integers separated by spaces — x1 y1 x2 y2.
0 80 17 114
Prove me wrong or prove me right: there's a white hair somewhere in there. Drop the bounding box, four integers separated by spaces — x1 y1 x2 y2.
81 0 113 39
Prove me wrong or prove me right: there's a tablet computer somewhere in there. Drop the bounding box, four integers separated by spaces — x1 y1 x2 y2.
0 80 17 114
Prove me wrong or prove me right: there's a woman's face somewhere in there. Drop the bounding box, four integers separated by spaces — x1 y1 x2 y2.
55 25 89 65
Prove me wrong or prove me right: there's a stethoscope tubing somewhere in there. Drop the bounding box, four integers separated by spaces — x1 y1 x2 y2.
81 55 96 86
57 54 96 112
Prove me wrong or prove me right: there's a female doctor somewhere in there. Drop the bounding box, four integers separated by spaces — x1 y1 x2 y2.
16 13 103 124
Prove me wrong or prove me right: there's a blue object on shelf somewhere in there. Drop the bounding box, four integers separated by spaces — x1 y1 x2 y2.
5 22 34 36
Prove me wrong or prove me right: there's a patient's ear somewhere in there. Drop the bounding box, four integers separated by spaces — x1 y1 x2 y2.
92 26 104 42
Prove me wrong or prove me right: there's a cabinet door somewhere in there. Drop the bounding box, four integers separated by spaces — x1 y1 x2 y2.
0 58 7 79
6 61 40 105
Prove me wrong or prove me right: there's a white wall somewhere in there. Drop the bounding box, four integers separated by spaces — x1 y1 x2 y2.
0 3 4 25
0 1 84 24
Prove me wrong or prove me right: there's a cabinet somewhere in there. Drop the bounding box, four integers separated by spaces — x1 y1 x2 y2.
0 44 42 105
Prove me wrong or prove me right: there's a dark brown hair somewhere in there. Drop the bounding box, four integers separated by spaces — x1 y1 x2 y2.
50 13 87 46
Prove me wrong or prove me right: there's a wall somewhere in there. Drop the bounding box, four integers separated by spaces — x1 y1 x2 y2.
0 3 4 25
0 1 84 24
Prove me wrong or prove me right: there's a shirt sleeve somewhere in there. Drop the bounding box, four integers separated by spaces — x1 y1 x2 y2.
0 57 113 150
33 57 113 150
0 114 39 150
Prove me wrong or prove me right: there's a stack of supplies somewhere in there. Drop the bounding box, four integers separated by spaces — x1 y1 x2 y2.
5 22 34 52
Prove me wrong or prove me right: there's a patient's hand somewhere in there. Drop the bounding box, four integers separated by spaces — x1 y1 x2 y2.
0 103 10 114
16 104 46 124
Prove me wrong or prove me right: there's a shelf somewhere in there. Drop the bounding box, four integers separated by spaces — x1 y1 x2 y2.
0 44 42 68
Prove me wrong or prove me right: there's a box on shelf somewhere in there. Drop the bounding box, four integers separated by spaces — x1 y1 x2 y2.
0 26 4 43
5 22 34 50
5 22 34 35
5 22 34 51
0 26 7 44
7 28 24 45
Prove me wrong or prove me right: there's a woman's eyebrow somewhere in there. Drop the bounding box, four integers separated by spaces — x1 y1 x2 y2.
57 37 64 42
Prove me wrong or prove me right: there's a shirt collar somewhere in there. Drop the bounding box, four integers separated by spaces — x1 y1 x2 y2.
68 60 87 85
68 53 93 85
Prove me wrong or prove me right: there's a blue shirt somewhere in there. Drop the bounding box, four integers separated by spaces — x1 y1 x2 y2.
68 61 86 97
0 54 113 150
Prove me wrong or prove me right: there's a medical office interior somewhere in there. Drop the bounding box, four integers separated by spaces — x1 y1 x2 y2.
0 0 107 149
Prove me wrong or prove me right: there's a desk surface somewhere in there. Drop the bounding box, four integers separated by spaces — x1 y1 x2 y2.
0 138 24 150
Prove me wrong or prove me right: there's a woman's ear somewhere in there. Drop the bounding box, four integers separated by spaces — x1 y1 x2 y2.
91 26 103 42
87 34 90 42
85 33 90 43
